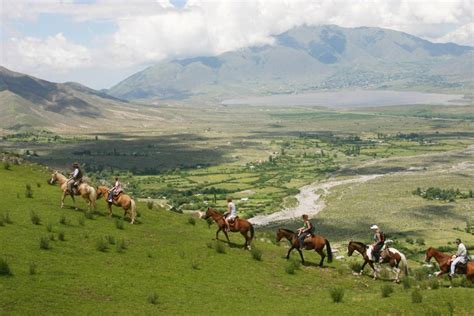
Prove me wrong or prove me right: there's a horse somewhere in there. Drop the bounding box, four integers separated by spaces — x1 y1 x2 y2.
49 171 97 211
96 186 137 224
276 228 333 266
201 207 254 250
425 247 474 282
347 240 408 282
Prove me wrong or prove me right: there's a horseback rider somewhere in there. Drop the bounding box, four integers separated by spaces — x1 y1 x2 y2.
224 197 237 232
449 238 469 277
370 224 385 262
108 176 123 203
298 214 315 249
67 162 83 195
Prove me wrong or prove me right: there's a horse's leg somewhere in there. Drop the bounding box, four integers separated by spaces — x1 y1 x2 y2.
297 248 305 264
368 261 378 279
223 229 230 243
61 191 66 208
286 246 294 259
215 227 221 240
240 231 249 250
316 248 325 267
107 203 113 217
359 260 368 275
70 193 77 210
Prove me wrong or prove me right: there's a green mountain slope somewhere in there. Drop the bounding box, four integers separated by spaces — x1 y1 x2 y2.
108 25 473 101
1 162 473 314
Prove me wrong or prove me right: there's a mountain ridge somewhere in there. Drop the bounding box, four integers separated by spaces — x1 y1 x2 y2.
107 24 473 101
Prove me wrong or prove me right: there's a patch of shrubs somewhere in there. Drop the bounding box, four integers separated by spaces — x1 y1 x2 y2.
115 219 124 230
187 217 196 226
413 187 472 202
285 258 301 275
116 239 127 253
1 212 12 225
30 211 41 225
146 200 154 210
411 289 423 303
349 261 362 273
250 247 262 261
25 184 33 198
329 287 345 303
96 238 109 252
3 161 11 170
147 292 158 305
29 262 37 275
0 257 12 276
84 211 94 220
58 231 65 241
401 276 412 289
59 215 68 225
381 284 394 298
39 236 50 250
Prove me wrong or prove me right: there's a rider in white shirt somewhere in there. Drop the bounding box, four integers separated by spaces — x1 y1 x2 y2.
224 197 237 232
450 238 468 277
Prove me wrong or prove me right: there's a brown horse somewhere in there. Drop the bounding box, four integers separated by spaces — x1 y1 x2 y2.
348 240 408 282
425 247 474 281
201 207 254 250
276 228 332 266
96 186 137 224
49 171 97 211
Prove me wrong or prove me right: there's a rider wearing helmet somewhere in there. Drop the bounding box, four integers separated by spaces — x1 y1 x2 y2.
67 162 83 194
449 238 468 277
108 176 123 203
371 224 385 262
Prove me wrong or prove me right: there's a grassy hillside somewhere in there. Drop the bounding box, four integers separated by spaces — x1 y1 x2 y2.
1 162 473 315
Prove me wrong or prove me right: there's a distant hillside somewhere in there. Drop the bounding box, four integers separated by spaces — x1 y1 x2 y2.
0 67 164 132
108 25 473 101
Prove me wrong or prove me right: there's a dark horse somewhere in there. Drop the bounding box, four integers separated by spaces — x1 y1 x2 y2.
276 228 332 266
202 207 254 250
348 240 408 282
425 247 474 282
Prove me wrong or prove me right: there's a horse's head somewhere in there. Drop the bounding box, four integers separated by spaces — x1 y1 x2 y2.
347 241 355 257
425 247 435 262
275 229 285 243
49 171 59 185
201 207 212 220
96 186 107 198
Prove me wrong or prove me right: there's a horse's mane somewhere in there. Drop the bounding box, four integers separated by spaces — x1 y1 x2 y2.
279 228 296 234
350 241 368 249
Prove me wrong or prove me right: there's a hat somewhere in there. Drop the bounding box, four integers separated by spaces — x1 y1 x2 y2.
72 162 80 168
370 224 379 230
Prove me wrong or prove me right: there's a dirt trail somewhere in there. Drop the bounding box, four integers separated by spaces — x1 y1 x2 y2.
249 174 383 226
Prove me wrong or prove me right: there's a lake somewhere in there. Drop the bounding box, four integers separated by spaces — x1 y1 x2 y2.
221 90 467 108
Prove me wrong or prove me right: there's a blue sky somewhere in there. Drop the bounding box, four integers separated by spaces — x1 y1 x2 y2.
1 0 472 89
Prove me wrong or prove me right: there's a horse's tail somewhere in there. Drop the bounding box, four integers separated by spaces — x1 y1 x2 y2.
399 252 409 276
325 239 333 263
130 199 137 224
249 223 255 243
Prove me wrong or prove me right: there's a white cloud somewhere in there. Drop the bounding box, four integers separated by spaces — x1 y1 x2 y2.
5 33 92 72
436 22 474 46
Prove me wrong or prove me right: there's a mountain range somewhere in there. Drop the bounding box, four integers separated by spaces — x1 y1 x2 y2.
107 25 473 101
0 67 163 132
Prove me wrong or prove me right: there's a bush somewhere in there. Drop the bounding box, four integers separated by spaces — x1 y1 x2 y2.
381 284 394 298
214 241 226 254
25 184 33 198
147 292 158 305
416 238 425 246
29 262 37 275
115 219 124 230
285 259 300 275
78 217 85 226
3 161 11 170
187 217 196 226
147 200 154 210
39 237 50 250
429 278 440 290
414 268 429 281
191 260 200 270
58 231 65 241
411 289 423 303
49 233 55 241
250 247 262 261
0 257 12 276
116 239 126 253
105 235 115 245
2 212 12 224
329 287 345 303
30 211 41 225
46 222 53 232
96 238 108 252
401 276 412 289
36 182 41 188
84 211 94 220
349 261 362 273
59 215 68 225
405 237 414 244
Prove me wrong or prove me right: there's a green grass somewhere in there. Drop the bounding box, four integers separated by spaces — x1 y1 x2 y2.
1 155 474 314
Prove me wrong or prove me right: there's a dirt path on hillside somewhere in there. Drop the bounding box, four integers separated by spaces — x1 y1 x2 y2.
248 174 383 226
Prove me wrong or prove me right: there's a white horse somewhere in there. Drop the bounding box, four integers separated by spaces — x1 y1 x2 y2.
49 171 97 211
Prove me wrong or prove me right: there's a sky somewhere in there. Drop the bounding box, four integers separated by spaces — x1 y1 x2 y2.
1 0 473 89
